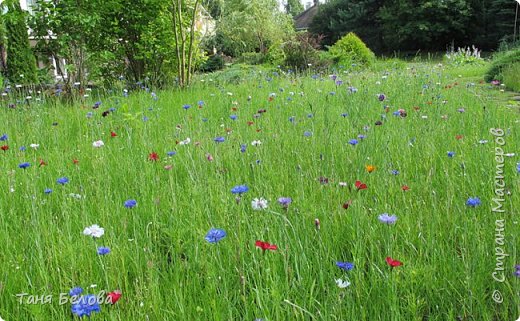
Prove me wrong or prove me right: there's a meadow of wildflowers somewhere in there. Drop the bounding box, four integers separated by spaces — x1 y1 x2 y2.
0 63 519 320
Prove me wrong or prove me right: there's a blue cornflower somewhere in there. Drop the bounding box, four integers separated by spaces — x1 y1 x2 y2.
358 135 366 140
86 112 93 119
197 100 204 107
311 75 319 80
391 170 400 175
348 139 358 145
378 94 386 101
516 162 519 174
336 80 343 86
19 146 26 151
69 287 83 297
348 86 358 93
93 101 102 109
214 137 225 143
307 113 313 118
304 131 312 137
240 144 247 153
71 294 101 317
124 199 137 208
44 188 53 194
230 115 237 120
336 261 354 271
0 134 7 141
97 247 111 255
19 162 30 169
392 111 401 116
278 197 292 208
466 197 481 207
183 104 191 110
289 116 295 123
202 118 208 122
378 213 398 225
167 151 176 157
205 228 226 243
57 177 69 185
341 113 348 117
447 151 455 158
231 185 249 194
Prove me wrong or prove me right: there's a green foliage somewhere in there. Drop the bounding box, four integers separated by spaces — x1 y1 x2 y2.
501 62 520 91
237 52 264 65
285 0 304 17
4 1 38 84
328 32 375 67
485 49 520 82
218 0 294 56
198 54 225 72
264 41 286 66
445 45 484 66
282 32 324 70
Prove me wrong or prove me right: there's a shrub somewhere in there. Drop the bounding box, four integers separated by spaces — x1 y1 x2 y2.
237 52 264 65
265 41 285 66
501 62 520 91
445 45 484 65
485 49 520 82
198 54 225 73
282 32 323 70
327 32 375 67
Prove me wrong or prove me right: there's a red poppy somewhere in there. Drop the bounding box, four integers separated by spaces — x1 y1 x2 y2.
255 240 277 252
401 185 410 191
1 145 8 151
455 135 463 140
110 131 117 137
39 159 47 167
148 152 159 161
72 159 79 165
107 290 122 305
386 256 403 267
247 121 254 126
342 200 352 210
355 180 367 190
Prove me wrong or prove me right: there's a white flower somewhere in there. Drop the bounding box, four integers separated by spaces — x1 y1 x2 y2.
30 143 39 149
0 314 5 321
83 224 104 238
68 193 83 199
92 140 104 148
251 198 268 210
505 153 515 157
421 115 428 119
339 182 348 187
335 278 351 288
478 140 488 144
179 137 191 145
251 140 262 146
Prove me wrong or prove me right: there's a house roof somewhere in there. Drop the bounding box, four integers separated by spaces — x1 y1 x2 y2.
294 4 319 31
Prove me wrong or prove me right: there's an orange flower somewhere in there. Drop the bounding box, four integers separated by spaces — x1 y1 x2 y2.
365 165 376 173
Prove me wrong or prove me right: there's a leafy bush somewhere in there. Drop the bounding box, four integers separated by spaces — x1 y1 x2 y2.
327 32 375 67
237 52 264 65
265 41 285 66
445 45 484 65
501 62 520 91
198 54 225 73
282 32 324 70
485 49 520 82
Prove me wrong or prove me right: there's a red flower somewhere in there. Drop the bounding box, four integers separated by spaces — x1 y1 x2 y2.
72 159 79 165
39 159 47 167
1 145 8 151
455 135 463 140
107 290 122 305
342 200 352 210
110 131 117 137
401 185 410 191
148 152 159 161
247 121 254 126
355 180 367 190
386 256 403 268
255 240 277 252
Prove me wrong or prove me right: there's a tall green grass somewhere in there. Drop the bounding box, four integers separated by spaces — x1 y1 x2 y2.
0 62 518 321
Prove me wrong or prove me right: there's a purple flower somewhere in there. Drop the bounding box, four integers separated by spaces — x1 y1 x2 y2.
303 131 312 137
230 115 237 120
214 136 225 143
167 151 176 157
240 144 247 153
205 228 226 243
348 139 358 145
183 104 191 110
278 197 292 208
336 261 354 271
378 94 386 101
97 247 111 255
378 213 398 225
466 197 481 207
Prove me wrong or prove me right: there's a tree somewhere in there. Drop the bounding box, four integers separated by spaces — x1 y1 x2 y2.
0 5 7 75
218 0 294 56
309 0 385 52
286 0 304 17
3 0 37 84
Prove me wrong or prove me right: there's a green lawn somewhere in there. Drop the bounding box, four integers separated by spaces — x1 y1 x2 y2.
0 62 519 320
